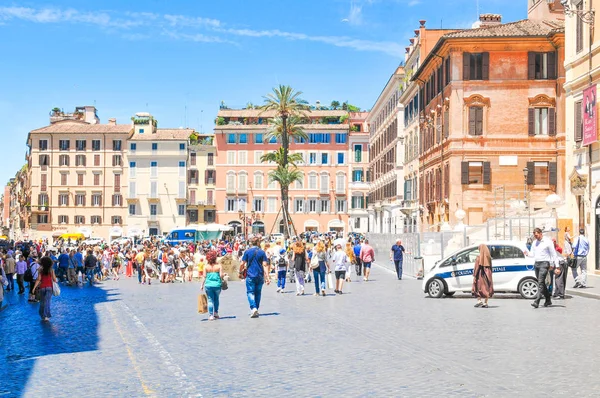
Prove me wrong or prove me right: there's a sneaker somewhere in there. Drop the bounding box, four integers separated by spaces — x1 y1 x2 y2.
276 288 281 292
573 283 581 288
543 300 552 307
296 292 300 296
474 302 483 308
313 293 319 296
321 291 326 296
208 316 215 321
214 313 220 319
250 308 259 318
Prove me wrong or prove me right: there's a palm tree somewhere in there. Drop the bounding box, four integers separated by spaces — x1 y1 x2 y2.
260 148 303 167
330 100 340 110
264 115 308 145
268 166 304 237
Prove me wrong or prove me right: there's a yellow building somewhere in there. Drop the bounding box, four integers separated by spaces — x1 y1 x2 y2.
186 133 217 225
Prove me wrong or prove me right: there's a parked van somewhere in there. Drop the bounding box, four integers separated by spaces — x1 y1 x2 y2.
163 224 233 246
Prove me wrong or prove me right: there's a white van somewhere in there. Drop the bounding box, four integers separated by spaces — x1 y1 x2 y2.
422 241 539 299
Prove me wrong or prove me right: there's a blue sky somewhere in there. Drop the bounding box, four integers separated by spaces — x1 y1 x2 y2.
0 0 525 185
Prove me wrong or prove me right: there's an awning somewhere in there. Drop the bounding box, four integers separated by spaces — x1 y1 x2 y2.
304 220 319 228
78 227 92 238
328 220 345 228
109 227 123 237
59 233 85 240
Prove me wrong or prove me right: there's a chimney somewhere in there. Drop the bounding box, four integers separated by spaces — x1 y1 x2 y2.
479 14 502 27
108 118 117 126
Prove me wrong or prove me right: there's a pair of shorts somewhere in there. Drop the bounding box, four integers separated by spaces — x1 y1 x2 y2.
363 262 372 269
335 271 346 280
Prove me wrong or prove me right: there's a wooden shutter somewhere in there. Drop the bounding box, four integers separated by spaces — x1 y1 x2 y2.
98 195 102 207
483 162 491 185
528 52 536 80
204 170 209 184
575 101 583 142
549 162 558 185
548 108 556 136
66 195 69 206
461 162 469 184
443 110 450 138
463 52 471 81
83 195 86 207
528 108 535 136
475 107 484 135
482 52 490 80
526 161 535 185
469 107 476 135
111 194 115 206
548 51 557 79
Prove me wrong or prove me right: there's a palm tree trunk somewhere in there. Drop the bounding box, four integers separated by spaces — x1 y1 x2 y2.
281 185 290 239
282 115 288 167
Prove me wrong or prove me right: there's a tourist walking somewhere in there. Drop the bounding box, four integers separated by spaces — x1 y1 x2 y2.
201 251 222 321
67 249 77 285
15 254 27 294
292 241 307 296
28 258 40 302
390 239 408 280
32 256 57 321
571 228 590 288
275 249 288 293
312 241 328 296
84 249 97 286
353 240 362 277
359 239 375 282
240 237 270 318
332 243 350 294
472 244 494 308
4 253 15 291
525 228 559 308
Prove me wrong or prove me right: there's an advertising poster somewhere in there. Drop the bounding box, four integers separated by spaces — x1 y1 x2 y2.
583 85 597 146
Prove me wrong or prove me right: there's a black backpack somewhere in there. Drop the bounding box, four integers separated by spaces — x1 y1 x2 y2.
278 256 286 268
24 264 33 283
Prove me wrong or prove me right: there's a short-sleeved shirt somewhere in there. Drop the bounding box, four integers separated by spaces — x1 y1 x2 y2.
58 253 70 268
391 245 405 261
74 252 84 267
242 246 268 279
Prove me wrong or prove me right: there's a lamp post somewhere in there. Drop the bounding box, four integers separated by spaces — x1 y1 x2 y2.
238 209 258 240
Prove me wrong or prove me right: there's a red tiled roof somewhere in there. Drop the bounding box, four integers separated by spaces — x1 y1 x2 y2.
30 120 131 134
443 19 564 39
129 128 193 141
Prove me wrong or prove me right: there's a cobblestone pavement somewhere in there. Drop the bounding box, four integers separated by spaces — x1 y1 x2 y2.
2 265 600 397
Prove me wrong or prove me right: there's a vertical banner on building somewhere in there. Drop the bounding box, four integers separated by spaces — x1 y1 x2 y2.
583 85 597 146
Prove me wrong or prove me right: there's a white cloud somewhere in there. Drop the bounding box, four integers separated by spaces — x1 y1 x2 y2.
408 0 421 6
162 30 235 44
163 14 221 28
347 1 363 26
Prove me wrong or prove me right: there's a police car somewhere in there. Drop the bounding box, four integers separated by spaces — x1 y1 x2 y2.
422 241 538 299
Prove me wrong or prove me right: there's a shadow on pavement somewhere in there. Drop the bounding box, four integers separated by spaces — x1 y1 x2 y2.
0 283 118 397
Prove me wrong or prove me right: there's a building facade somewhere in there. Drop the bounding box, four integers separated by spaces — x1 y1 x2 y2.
412 12 565 230
126 113 192 237
186 133 217 225
348 112 370 234
26 107 130 241
214 108 351 236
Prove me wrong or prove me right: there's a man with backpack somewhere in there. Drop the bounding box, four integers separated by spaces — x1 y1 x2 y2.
240 237 270 318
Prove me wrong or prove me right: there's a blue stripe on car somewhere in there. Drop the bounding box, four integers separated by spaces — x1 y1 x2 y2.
435 265 532 279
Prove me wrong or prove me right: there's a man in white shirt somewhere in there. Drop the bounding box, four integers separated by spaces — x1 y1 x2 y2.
571 229 590 288
524 228 559 308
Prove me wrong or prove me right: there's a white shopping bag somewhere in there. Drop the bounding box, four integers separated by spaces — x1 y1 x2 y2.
326 272 335 290
77 271 83 286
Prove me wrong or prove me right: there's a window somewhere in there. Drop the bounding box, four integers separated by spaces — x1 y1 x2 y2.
207 153 214 166
179 161 186 177
150 204 157 216
351 195 365 209
92 140 100 151
94 154 100 166
129 204 136 215
130 162 136 178
253 198 263 212
150 161 158 178
309 133 331 143
226 198 236 212
77 173 84 186
37 215 49 224
59 140 70 151
150 181 158 198
93 173 100 186
468 107 483 136
321 153 329 165
38 193 48 207
529 108 556 136
112 155 122 166
461 161 491 185
336 174 346 193
239 134 248 144
40 174 47 191
308 199 317 212
205 169 216 184
112 140 122 151
130 143 137 151
354 218 361 228
179 181 186 198
58 215 68 224
227 134 236 144
204 210 216 222
575 101 583 142
207 190 214 205
75 155 86 166
178 204 185 216
488 245 525 260
190 152 197 166
114 174 121 192
179 143 185 151
336 199 346 213
112 216 122 225
60 173 68 186
335 133 347 144
309 153 317 164
528 161 555 185
92 194 101 206
113 194 122 206
528 52 557 80
75 215 85 225
319 199 330 213
255 133 263 144
226 174 235 192
238 151 247 165
267 197 277 213
308 174 317 189
139 129 144 134
295 178 304 189
76 140 86 151
254 173 264 189
59 155 70 166
39 140 48 151
576 0 584 53
353 169 364 182
75 193 86 206
238 173 247 191
39 155 49 167
268 135 277 144
294 136 306 144
91 216 101 224
152 143 158 151
227 151 235 164
129 182 136 198
337 153 345 165
463 52 489 81
254 151 263 164
354 144 362 162
59 194 69 206
294 198 304 213
320 174 329 194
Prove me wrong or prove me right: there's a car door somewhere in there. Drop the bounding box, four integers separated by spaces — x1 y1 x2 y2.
489 244 529 291
454 247 480 289
436 256 461 291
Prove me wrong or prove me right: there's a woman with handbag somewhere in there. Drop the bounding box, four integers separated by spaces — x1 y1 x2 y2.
201 250 222 321
291 241 307 296
312 241 329 296
32 256 57 322
472 244 494 308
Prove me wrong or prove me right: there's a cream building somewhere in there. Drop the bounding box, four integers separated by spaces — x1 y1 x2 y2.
348 112 370 233
186 133 217 225
126 113 192 237
562 0 600 272
26 106 130 241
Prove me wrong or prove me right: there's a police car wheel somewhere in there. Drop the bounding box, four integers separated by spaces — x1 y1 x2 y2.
518 278 538 299
443 291 455 297
427 278 445 298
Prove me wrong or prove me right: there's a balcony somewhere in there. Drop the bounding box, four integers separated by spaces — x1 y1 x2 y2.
206 178 215 185
335 186 346 195
226 186 235 194
188 179 199 185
